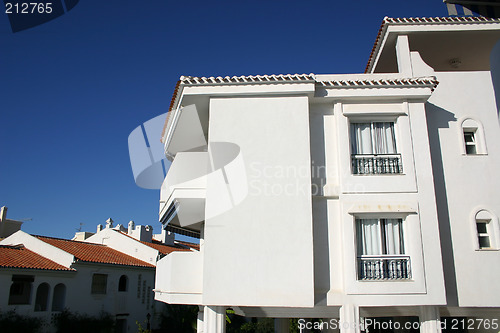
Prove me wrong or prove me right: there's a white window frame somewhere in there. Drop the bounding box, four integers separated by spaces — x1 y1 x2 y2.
350 120 403 175
460 118 487 155
476 219 492 249
355 217 411 281
473 209 499 251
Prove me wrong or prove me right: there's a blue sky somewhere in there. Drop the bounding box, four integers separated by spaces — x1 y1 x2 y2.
0 0 448 239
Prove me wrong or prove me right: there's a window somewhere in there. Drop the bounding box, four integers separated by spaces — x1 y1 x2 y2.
463 129 477 155
8 275 34 305
34 283 49 312
476 220 491 248
356 218 410 280
461 118 487 155
118 275 128 292
52 283 66 311
474 210 498 250
350 122 402 174
91 274 107 294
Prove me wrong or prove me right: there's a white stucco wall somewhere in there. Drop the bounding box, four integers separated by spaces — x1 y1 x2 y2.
426 70 500 307
202 96 315 307
309 99 446 307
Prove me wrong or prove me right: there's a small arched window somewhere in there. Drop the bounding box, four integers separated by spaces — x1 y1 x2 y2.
52 283 66 311
34 283 50 312
474 210 499 250
460 118 487 155
118 275 128 292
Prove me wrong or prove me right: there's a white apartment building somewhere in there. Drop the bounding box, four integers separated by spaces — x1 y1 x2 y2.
154 17 500 333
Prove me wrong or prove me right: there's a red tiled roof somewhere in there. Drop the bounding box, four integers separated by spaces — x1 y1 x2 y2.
143 239 192 255
0 245 73 271
116 231 193 255
36 236 154 268
175 240 200 251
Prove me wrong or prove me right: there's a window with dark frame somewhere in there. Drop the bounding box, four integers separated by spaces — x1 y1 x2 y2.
476 220 492 249
8 275 34 305
91 274 107 294
463 129 477 155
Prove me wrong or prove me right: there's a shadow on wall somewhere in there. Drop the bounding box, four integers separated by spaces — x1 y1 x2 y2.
491 38 500 123
425 102 459 307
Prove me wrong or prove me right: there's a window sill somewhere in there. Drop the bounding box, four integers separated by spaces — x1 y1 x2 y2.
475 248 499 251
461 153 488 156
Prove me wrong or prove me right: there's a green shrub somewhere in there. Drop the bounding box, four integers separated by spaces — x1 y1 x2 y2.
0 310 44 333
52 309 114 333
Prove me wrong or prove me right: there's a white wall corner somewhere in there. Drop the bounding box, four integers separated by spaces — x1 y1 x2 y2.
410 51 435 77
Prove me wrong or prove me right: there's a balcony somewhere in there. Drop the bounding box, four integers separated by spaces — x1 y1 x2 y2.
357 255 411 280
352 154 403 175
154 251 202 305
159 152 208 234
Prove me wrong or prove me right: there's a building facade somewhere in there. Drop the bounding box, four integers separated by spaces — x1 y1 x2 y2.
154 17 500 333
0 216 197 333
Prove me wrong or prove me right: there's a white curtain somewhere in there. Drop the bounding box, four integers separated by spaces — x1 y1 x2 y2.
351 122 396 155
373 122 396 154
351 123 373 155
383 219 403 255
357 219 381 255
357 218 403 255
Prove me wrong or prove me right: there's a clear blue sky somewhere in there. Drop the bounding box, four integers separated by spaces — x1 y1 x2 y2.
0 0 448 239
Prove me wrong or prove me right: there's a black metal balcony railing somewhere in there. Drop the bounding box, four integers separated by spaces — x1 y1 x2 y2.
351 154 403 175
358 256 411 280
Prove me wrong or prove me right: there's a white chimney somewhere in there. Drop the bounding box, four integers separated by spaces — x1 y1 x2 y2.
97 224 103 232
128 220 135 234
0 206 7 221
105 218 113 228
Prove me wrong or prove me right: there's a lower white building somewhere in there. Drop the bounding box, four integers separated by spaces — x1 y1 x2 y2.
0 212 197 333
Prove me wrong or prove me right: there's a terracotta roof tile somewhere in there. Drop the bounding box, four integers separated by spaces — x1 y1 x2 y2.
116 231 194 255
0 245 73 271
161 74 316 144
141 239 192 255
175 240 200 251
317 77 439 90
36 236 154 268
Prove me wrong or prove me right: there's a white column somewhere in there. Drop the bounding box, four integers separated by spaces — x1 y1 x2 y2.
339 304 360 333
274 318 290 333
396 34 413 77
203 306 226 333
197 306 204 333
419 306 442 333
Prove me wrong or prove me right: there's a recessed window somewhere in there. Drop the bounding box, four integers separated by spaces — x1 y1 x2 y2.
350 122 403 174
474 210 499 250
118 275 128 292
476 220 492 249
34 283 49 312
8 275 34 305
461 118 486 155
91 274 107 294
52 283 66 311
356 218 410 280
463 129 477 155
